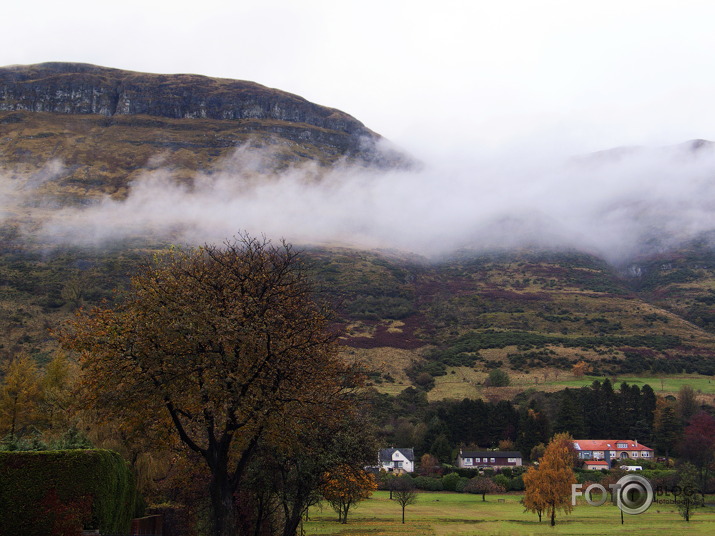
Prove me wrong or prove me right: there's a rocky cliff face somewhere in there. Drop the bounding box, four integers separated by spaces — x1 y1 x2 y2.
0 62 387 156
0 63 412 199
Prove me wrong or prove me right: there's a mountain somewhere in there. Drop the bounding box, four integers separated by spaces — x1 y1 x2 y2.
1 63 714 401
0 63 410 201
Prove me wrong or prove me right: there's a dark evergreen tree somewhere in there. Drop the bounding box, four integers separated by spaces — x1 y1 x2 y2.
655 403 682 461
617 383 641 438
516 401 550 458
584 380 610 438
488 400 519 444
600 379 617 437
640 384 657 432
446 398 489 446
417 416 449 457
430 433 453 464
553 390 586 438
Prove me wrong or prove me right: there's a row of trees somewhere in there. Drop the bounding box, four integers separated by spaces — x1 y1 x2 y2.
368 378 709 465
0 352 76 445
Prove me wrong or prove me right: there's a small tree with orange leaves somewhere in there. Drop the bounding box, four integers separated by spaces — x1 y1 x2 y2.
321 464 377 524
523 433 577 526
571 360 592 378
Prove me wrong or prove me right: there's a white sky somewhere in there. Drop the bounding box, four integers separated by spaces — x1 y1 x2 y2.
4 0 715 158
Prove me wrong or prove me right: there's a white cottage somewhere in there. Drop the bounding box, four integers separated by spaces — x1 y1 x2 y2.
378 448 415 474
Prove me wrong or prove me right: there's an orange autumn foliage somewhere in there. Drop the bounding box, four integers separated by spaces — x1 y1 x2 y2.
523 432 577 526
321 464 377 524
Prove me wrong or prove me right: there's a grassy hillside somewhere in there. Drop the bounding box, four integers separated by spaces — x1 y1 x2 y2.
0 110 372 202
2 234 715 400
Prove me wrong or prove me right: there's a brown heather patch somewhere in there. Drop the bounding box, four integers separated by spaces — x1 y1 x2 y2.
343 314 427 350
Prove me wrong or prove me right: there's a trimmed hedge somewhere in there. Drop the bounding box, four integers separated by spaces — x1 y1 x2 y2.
0 449 138 536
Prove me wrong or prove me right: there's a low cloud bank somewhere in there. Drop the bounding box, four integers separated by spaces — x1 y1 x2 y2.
4 141 715 264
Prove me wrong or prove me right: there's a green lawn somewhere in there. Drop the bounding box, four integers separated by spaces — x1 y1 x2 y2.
303 491 715 535
535 373 715 396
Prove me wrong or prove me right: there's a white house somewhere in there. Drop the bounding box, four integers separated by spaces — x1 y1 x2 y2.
378 448 415 474
456 450 523 469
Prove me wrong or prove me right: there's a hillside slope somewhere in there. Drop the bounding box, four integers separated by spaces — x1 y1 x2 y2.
0 64 714 400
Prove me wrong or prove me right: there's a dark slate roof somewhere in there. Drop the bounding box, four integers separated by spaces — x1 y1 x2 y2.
379 448 415 462
459 451 522 459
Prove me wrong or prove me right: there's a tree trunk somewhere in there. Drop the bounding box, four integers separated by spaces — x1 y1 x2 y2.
402 506 406 524
282 507 304 536
550 507 555 526
209 470 239 536
342 503 350 524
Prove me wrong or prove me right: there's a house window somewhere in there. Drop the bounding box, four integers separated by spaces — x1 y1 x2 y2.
508 458 517 463
632 452 639 457
490 458 496 463
475 458 481 463
582 452 592 459
617 443 628 449
642 451 651 457
610 452 617 458
396 461 403 468
463 458 473 466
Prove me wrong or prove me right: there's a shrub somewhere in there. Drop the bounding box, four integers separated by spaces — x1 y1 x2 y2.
412 476 443 491
454 476 471 493
492 474 510 491
441 472 461 492
486 369 510 387
0 449 138 536
509 475 525 491
454 468 480 479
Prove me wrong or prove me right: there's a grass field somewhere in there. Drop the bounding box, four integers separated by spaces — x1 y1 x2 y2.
423 369 715 402
303 491 715 536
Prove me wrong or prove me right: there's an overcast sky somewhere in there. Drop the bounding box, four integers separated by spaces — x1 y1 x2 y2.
4 0 715 158
4 1 715 261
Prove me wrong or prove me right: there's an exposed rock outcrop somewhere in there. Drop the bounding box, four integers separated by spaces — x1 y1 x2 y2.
0 62 405 163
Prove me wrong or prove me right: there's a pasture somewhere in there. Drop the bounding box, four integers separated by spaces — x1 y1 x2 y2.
304 490 715 535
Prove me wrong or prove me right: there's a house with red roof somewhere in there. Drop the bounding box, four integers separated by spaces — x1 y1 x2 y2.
572 439 654 469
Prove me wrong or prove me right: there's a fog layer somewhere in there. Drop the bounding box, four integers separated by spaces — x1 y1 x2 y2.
4 141 715 264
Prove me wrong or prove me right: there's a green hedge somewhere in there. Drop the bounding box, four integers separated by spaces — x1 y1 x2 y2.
0 449 138 536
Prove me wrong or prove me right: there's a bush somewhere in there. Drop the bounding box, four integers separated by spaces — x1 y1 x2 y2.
0 449 138 535
486 369 510 387
509 475 525 491
454 468 480 479
412 476 443 491
492 474 510 491
454 476 471 493
441 472 461 492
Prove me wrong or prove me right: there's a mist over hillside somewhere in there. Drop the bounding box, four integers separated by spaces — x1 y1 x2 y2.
2 64 714 266
3 134 715 266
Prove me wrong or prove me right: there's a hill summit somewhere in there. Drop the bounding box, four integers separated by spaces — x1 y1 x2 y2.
0 62 409 199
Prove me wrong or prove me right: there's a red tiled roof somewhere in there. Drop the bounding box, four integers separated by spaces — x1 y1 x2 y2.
584 460 610 466
572 440 653 451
